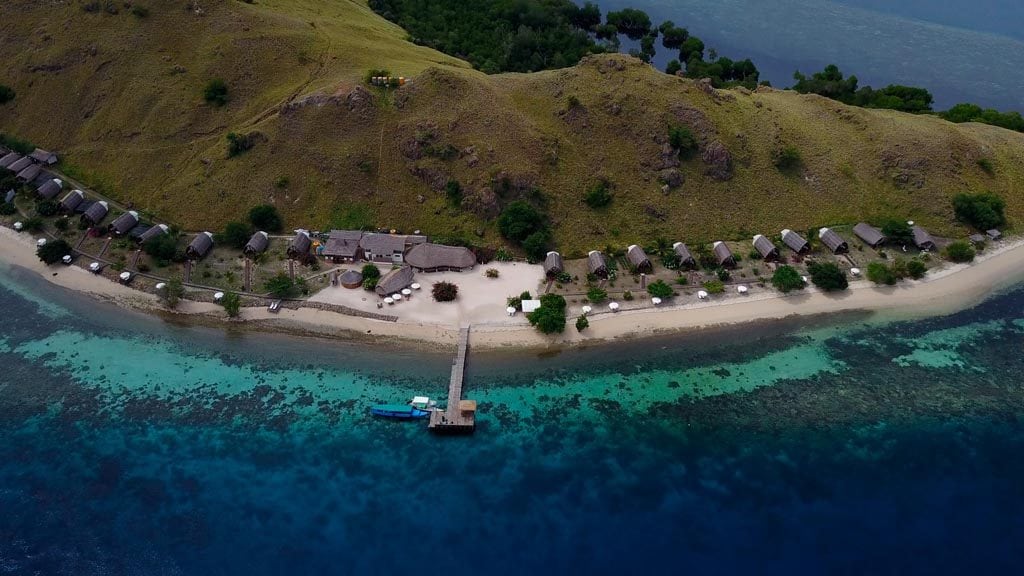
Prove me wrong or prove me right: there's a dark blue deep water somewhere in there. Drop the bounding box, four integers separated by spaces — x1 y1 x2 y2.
2 265 1024 574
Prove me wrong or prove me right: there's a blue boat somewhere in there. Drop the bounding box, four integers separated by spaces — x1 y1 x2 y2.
370 404 431 419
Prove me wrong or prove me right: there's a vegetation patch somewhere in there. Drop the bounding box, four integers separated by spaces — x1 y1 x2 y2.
203 79 229 106
0 85 14 105
952 192 1006 231
944 240 976 263
771 265 805 293
527 293 567 334
807 261 847 291
432 281 459 302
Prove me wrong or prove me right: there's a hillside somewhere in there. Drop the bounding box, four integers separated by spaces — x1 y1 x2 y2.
2 0 1023 257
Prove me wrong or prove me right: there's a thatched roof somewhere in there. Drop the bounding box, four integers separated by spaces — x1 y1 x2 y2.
544 251 563 275
672 242 696 266
36 178 62 200
713 241 735 266
109 210 139 235
912 226 935 250
587 250 608 277
82 201 109 224
0 152 20 168
16 164 42 182
287 230 312 258
8 157 32 173
323 230 363 259
60 189 84 212
818 228 849 254
626 244 652 272
405 243 476 271
244 231 269 256
186 231 215 258
853 223 885 247
376 265 415 296
752 235 779 260
138 224 169 243
780 229 809 253
29 148 58 165
339 269 363 289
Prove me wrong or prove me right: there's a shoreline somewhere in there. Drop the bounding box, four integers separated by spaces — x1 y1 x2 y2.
3 225 1024 350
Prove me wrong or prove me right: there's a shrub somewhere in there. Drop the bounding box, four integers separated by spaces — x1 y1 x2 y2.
771 265 805 293
22 216 44 232
497 200 545 244
647 279 674 298
203 79 229 106
623 290 634 301
527 294 567 334
53 217 69 231
445 180 463 207
668 125 698 158
584 180 612 209
567 95 581 109
556 271 572 284
362 277 378 291
977 158 994 174
0 85 14 105
665 59 682 76
945 240 976 263
494 248 513 262
432 281 459 302
0 202 15 215
881 220 914 245
131 5 150 17
361 263 381 280
716 268 731 282
164 277 184 309
952 192 1005 231
143 233 177 260
703 280 725 294
221 292 241 318
586 287 608 303
35 199 59 217
264 273 297 297
907 259 927 279
36 239 72 264
248 204 282 232
226 132 261 157
485 268 499 278
773 146 802 170
867 261 897 285
522 230 550 261
220 221 252 249
576 315 589 332
807 261 848 291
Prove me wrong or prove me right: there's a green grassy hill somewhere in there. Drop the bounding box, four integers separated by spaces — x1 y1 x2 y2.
2 0 1022 256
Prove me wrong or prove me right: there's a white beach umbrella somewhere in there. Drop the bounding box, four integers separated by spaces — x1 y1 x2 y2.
506 306 516 316
61 255 72 265
411 283 421 290
801 276 808 284
609 301 620 312
697 290 709 300
384 297 394 305
13 222 23 231
737 285 749 294
89 262 101 272
851 268 861 276
651 297 662 306
36 238 47 247
393 293 403 302
213 292 225 301
119 272 131 282
581 305 592 314
401 288 412 296
155 282 167 291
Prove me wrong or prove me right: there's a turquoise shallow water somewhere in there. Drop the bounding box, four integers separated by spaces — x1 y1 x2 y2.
1 264 1024 574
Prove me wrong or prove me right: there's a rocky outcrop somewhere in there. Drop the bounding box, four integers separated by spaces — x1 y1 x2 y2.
702 140 733 181
461 186 501 219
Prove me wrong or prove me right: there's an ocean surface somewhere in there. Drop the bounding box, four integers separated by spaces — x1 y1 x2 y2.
2 264 1024 574
598 0 1024 111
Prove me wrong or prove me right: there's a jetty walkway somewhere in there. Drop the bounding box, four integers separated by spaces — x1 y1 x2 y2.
428 326 476 434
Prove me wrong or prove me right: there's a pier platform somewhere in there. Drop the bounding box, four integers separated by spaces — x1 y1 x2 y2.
428 326 476 434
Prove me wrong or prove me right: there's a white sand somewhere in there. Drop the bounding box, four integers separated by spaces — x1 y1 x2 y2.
5 224 1024 350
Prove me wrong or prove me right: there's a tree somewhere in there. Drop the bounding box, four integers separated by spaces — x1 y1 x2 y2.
361 263 381 280
576 315 589 332
362 277 378 291
264 273 297 297
639 34 656 63
584 180 612 208
866 261 897 285
665 59 682 75
522 230 550 261
143 233 177 262
567 2 601 30
432 281 459 302
807 261 848 291
647 279 674 299
221 291 241 318
203 79 229 106
679 36 704 62
881 220 914 245
248 204 283 232
165 277 184 309
220 221 252 249
226 132 260 157
907 259 927 279
952 192 1005 230
586 287 608 303
527 293 567 334
36 239 72 265
35 199 59 217
945 240 976 263
659 21 688 49
771 265 805 293
606 8 652 40
668 125 698 158
497 200 545 243
0 84 14 104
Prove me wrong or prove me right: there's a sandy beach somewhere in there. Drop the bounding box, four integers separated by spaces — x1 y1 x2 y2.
4 224 1024 350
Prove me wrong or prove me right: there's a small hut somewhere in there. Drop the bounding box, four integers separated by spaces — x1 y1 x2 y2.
60 189 85 213
109 210 139 236
322 230 364 262
375 265 415 296
969 234 986 244
672 242 696 269
587 250 608 279
752 235 780 261
29 148 58 165
82 201 109 225
339 269 363 289
853 223 885 247
544 251 564 277
16 164 42 183
287 230 313 261
912 226 935 251
987 229 1003 241
138 224 169 244
186 231 215 259
818 227 849 254
244 231 269 257
780 229 809 254
713 241 735 267
0 152 21 168
8 157 31 173
36 178 62 200
626 244 653 273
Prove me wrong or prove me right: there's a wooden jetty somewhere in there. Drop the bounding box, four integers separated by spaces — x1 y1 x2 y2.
428 326 477 434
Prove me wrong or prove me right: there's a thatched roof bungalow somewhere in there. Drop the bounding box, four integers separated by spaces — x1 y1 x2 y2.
29 148 58 165
82 201 109 225
109 210 139 236
818 228 849 254
375 265 415 296
544 251 564 277
672 242 696 269
36 178 62 200
853 223 885 247
912 226 935 251
780 229 809 254
8 157 32 173
339 269 363 289
405 243 476 272
713 241 735 267
186 232 215 259
244 231 269 256
0 152 21 169
138 224 169 244
626 244 653 273
287 230 313 260
322 230 364 262
752 235 780 261
588 250 608 279
16 163 42 182
60 189 84 213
